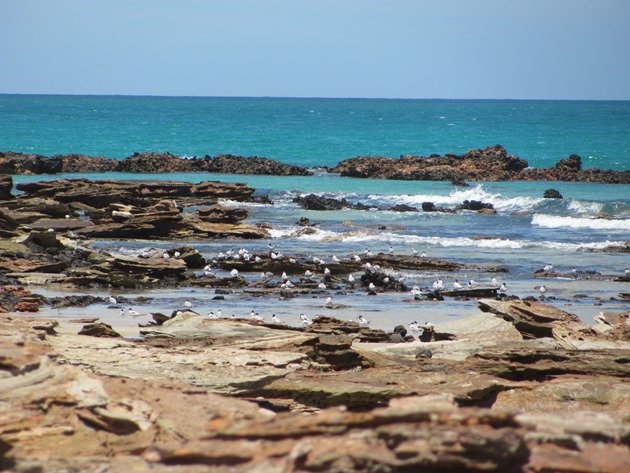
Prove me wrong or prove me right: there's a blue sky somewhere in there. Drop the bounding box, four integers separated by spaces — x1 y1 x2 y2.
1 0 629 99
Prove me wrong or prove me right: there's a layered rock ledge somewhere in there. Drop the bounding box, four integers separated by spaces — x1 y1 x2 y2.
330 145 630 183
0 151 313 176
1 303 629 472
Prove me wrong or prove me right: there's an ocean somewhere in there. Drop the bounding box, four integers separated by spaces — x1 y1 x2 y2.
2 94 629 328
1 94 629 169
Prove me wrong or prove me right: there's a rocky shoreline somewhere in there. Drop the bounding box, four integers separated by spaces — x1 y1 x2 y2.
1 172 629 471
2 145 630 183
1 298 628 471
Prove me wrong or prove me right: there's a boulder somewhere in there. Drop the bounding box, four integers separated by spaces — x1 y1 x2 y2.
458 200 494 211
543 188 563 199
555 154 582 171
78 322 122 338
389 204 419 212
293 194 351 211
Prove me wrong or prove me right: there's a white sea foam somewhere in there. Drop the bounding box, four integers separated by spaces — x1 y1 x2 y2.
219 198 271 208
532 214 630 231
270 226 624 251
567 200 604 215
370 185 542 212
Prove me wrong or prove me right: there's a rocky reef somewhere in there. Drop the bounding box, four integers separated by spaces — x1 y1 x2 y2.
0 151 313 176
1 300 628 472
330 145 630 183
2 146 628 183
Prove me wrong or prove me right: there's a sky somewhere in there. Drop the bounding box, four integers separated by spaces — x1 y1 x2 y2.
0 0 629 99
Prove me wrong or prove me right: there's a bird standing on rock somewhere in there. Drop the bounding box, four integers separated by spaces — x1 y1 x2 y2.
325 297 333 308
453 280 463 290
109 296 117 305
543 264 554 272
388 246 394 255
348 274 355 283
230 269 239 277
357 315 369 325
499 283 507 293
539 285 547 295
324 267 331 276
491 277 498 287
332 255 340 262
271 314 283 324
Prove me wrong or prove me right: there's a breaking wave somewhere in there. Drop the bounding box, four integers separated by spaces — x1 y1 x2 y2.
370 185 543 212
269 227 624 251
531 214 630 231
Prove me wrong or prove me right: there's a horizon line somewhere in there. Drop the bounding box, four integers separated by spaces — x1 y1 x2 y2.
1 92 629 102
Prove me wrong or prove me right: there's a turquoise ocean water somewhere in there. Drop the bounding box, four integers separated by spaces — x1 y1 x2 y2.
2 94 630 327
1 94 629 169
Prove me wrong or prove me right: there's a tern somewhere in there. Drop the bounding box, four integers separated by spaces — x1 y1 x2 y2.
128 308 143 318
230 269 239 277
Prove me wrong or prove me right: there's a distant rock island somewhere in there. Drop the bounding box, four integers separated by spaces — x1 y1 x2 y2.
331 145 630 184
1 145 628 183
0 151 313 177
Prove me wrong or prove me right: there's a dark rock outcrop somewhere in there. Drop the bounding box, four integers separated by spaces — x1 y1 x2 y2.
458 200 494 211
390 204 419 212
0 175 13 200
543 188 563 199
78 322 121 338
332 145 528 181
330 146 630 183
0 151 312 176
293 194 351 211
